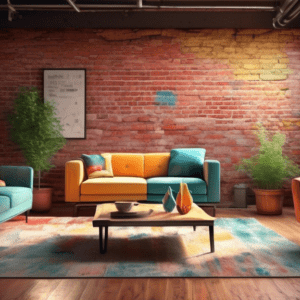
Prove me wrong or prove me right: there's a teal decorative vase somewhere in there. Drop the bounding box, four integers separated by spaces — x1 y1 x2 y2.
162 187 176 212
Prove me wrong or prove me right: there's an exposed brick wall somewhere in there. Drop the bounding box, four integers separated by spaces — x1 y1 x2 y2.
1 28 300 206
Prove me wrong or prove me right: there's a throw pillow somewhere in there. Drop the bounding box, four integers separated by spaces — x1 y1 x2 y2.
168 148 206 178
0 180 6 187
81 154 114 179
162 186 176 212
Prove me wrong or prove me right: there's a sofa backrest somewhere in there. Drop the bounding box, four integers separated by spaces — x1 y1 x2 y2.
110 153 144 177
144 153 170 178
104 153 171 178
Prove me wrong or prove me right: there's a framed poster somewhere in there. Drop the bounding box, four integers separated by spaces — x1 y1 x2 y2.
43 69 86 139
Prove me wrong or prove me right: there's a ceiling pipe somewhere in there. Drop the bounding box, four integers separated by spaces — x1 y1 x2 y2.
0 4 276 12
7 0 16 21
273 0 300 28
66 0 81 13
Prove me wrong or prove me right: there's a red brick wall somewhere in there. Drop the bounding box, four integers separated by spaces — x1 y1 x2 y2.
1 28 300 206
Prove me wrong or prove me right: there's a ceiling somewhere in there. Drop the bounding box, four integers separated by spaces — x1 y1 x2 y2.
0 0 300 29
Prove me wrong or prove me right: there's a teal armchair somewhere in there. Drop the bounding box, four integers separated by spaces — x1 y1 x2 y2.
0 166 33 224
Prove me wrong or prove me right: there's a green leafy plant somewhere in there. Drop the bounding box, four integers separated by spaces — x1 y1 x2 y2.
235 124 300 190
8 87 66 189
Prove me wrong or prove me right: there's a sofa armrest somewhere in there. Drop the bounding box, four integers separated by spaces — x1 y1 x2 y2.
65 160 85 202
203 160 220 203
0 166 34 189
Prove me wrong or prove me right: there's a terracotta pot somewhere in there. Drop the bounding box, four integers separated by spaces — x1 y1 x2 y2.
253 189 284 215
32 187 53 212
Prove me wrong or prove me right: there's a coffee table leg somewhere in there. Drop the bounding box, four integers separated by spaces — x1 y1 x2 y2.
209 225 214 253
99 226 108 254
193 226 196 231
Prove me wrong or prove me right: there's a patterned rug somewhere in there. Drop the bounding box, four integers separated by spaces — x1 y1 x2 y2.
1 216 300 277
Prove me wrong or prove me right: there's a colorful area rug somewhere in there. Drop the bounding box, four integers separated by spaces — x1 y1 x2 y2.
1 216 300 277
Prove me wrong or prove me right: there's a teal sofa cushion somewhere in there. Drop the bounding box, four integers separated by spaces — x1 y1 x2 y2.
0 196 10 213
0 187 33 208
147 177 207 195
168 148 206 178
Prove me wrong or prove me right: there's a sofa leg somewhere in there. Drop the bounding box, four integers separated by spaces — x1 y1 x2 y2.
25 210 29 223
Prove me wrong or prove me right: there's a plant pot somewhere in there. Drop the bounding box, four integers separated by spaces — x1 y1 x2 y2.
32 187 53 212
253 189 284 215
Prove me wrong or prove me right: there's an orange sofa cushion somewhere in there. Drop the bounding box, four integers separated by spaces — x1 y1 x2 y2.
111 153 144 177
144 153 170 178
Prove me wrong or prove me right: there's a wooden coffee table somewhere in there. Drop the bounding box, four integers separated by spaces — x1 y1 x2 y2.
93 203 215 254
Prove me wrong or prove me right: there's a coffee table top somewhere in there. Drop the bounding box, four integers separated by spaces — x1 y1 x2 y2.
93 203 215 227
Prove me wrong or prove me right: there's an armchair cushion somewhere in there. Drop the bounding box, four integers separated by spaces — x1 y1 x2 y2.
168 148 206 178
0 187 33 208
0 196 10 213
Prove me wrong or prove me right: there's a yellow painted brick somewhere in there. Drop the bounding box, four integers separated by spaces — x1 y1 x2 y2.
189 47 201 53
273 63 287 69
261 63 275 70
199 47 213 52
244 48 260 54
224 47 235 53
202 41 216 47
234 54 251 59
249 69 262 75
260 54 283 59
233 69 251 75
265 91 280 96
236 75 260 81
183 38 202 46
260 74 287 81
282 120 292 127
260 59 279 64
236 59 258 64
216 53 230 59
244 64 260 70
249 69 272 75
281 69 293 74
279 58 289 64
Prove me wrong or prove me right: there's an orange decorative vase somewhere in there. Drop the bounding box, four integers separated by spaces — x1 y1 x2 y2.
176 182 193 215
254 189 284 215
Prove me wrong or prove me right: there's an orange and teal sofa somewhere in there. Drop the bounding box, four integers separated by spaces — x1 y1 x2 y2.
0 166 33 223
65 148 220 214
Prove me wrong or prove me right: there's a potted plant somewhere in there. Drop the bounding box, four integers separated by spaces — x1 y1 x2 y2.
235 123 300 215
8 87 66 212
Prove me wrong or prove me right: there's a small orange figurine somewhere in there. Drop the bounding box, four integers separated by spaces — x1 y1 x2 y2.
176 182 193 215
